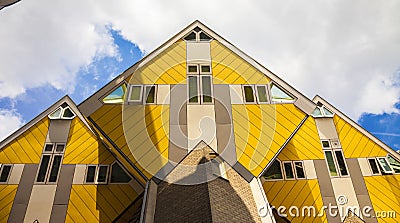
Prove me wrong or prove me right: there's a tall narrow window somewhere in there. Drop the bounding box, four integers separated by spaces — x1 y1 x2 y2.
128 85 143 102
97 165 109 183
294 161 306 179
36 143 65 183
334 150 348 176
145 85 156 104
243 85 255 103
188 76 199 103
256 85 269 103
48 155 62 182
264 160 283 180
283 162 295 179
0 165 12 183
85 166 97 183
37 155 51 182
368 158 380 175
324 151 338 177
201 76 213 103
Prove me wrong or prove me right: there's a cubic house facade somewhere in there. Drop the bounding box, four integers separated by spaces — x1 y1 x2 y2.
0 21 399 223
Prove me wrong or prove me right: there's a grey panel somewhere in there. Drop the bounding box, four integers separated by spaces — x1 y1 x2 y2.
232 162 254 183
169 141 188 164
8 164 38 222
170 84 187 125
213 85 233 125
47 120 72 143
322 196 341 222
53 165 75 205
313 160 335 197
49 205 68 223
356 195 378 223
153 161 176 181
346 159 369 195
216 124 236 166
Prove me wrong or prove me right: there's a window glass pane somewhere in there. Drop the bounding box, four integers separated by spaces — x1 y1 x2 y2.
55 144 65 152
145 86 156 104
201 65 211 73
188 65 198 73
49 107 62 119
188 76 199 103
368 159 380 174
312 108 323 117
44 144 54 152
284 162 294 179
37 155 51 182
243 86 255 102
0 165 12 182
129 86 142 101
201 76 212 103
110 163 132 183
323 107 334 116
184 32 196 41
294 162 305 179
387 155 400 173
324 151 338 176
264 160 283 180
334 151 348 176
103 84 127 104
86 166 96 183
270 84 294 102
377 157 393 173
199 32 212 41
62 107 75 119
97 166 108 183
48 155 62 182
256 86 268 103
321 140 330 148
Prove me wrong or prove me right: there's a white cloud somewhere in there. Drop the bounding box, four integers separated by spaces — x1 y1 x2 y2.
1 0 400 119
0 109 24 141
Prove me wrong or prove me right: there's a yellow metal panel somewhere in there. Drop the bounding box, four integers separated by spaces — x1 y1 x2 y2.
0 185 18 222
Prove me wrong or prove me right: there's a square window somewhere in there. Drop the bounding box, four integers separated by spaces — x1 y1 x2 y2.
321 140 330 148
55 144 65 153
144 85 156 104
200 65 211 73
188 65 198 73
44 144 54 152
85 166 97 183
368 158 380 175
330 139 341 148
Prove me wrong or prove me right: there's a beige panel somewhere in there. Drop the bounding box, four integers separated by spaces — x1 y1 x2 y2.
331 178 361 221
229 85 244 104
187 104 217 151
303 160 317 179
357 158 372 176
72 164 86 184
8 164 24 184
294 99 316 115
187 42 211 63
249 178 275 223
129 178 145 194
314 118 339 139
157 85 170 104
24 185 57 223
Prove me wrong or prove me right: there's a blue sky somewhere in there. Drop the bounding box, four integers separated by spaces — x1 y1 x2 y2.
0 0 399 151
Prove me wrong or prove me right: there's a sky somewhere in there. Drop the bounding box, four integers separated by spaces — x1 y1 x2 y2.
0 0 399 150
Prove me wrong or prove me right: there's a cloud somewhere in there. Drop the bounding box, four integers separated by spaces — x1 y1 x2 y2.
1 0 400 120
0 109 24 141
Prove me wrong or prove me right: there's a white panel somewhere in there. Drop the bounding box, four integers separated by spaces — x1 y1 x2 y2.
229 85 244 104
358 158 372 176
331 178 361 221
24 185 57 223
314 118 339 139
187 104 217 151
72 164 86 184
249 178 276 223
187 42 211 62
157 85 170 104
7 164 24 184
303 160 317 179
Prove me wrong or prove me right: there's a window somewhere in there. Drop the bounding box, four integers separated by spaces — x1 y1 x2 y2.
243 85 255 103
144 85 157 104
283 162 295 179
376 157 394 174
256 85 269 103
312 105 334 118
321 140 330 148
368 158 381 175
187 64 212 75
103 83 127 104
188 65 198 73
270 83 295 103
201 76 213 103
387 155 400 173
324 150 349 177
128 85 143 102
36 143 65 183
85 165 110 184
294 161 306 179
110 162 132 183
183 27 212 42
264 160 283 180
188 75 213 104
188 75 199 103
200 65 211 73
48 106 76 120
0 164 12 183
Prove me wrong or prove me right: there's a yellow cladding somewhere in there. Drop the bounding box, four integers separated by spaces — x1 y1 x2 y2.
263 180 327 223
333 116 388 158
0 118 48 164
65 184 139 222
364 175 400 222
129 41 187 85
210 40 270 84
0 185 18 222
232 104 305 176
90 104 169 178
63 118 115 164
279 117 324 161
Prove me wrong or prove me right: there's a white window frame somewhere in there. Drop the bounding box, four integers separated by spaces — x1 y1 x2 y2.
96 165 109 184
0 164 13 184
200 75 214 104
269 82 296 104
293 161 306 179
84 165 98 184
128 85 143 103
199 64 212 75
321 140 331 149
282 161 295 180
264 159 284 181
187 64 199 74
48 106 76 120
109 161 132 184
376 157 394 174
324 149 349 178
143 85 158 105
330 139 341 149
367 158 381 175
242 85 257 104
188 75 200 104
36 143 64 184
255 85 270 104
